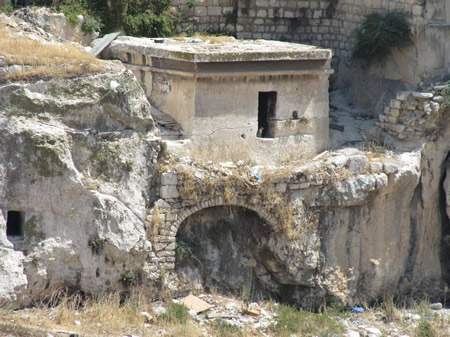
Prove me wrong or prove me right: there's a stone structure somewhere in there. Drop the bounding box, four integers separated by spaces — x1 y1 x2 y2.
175 0 424 61
107 36 333 162
378 85 448 141
1 12 449 310
174 0 450 111
146 143 449 306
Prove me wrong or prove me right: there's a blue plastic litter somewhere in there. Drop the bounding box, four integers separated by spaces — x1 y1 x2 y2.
194 176 205 184
350 306 364 313
251 173 262 181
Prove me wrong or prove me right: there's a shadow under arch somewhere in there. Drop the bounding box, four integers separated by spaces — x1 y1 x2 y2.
174 204 276 300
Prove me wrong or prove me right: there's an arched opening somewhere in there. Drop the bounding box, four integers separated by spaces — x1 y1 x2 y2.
174 205 317 305
175 206 272 300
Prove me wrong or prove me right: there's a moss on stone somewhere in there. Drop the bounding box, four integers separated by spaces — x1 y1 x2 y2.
23 133 66 178
24 216 46 242
86 140 134 181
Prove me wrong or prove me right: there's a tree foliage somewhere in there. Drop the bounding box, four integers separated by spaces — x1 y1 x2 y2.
33 0 179 37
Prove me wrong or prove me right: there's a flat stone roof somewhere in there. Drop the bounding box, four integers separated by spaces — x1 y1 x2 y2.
109 36 332 63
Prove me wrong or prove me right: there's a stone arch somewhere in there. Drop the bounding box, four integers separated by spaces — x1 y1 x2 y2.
154 196 280 270
171 197 279 236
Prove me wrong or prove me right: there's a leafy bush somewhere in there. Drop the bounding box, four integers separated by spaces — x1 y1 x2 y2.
269 304 344 337
1 4 14 15
416 320 435 337
159 302 190 324
34 0 179 38
122 0 179 37
352 11 411 66
82 16 103 33
209 319 242 337
59 0 86 26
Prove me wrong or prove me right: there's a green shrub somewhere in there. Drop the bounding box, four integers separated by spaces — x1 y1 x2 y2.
187 0 196 9
269 304 344 337
159 302 190 324
416 320 435 337
122 8 179 37
34 0 179 38
209 319 242 337
120 271 135 288
1 4 14 15
82 16 103 34
175 238 200 265
352 11 411 66
58 0 86 27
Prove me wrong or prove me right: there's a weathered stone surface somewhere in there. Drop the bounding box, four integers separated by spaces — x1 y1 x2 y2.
346 155 368 174
160 185 180 199
19 7 98 46
161 172 178 186
0 66 159 303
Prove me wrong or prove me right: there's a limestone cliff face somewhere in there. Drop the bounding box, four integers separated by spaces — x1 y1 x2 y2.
0 68 161 303
0 64 448 308
166 149 447 307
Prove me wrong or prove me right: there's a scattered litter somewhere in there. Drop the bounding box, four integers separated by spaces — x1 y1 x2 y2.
350 306 364 313
194 176 205 184
179 294 213 314
188 38 203 43
242 306 260 316
251 172 262 181
110 80 120 90
312 150 329 161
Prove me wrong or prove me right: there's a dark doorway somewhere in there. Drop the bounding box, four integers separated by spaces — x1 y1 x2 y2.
7 210 24 238
257 91 277 138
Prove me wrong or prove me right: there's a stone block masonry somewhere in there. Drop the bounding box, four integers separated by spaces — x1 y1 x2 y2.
174 0 425 62
377 85 447 140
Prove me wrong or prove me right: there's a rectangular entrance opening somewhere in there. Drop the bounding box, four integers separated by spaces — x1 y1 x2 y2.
7 210 24 239
257 91 277 138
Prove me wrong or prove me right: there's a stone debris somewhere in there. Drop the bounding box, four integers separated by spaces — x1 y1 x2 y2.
139 311 153 323
429 302 443 310
176 294 278 334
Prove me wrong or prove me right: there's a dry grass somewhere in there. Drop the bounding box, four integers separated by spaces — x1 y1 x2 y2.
1 288 156 337
0 27 107 81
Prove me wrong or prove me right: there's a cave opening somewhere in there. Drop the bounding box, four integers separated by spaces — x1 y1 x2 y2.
6 210 24 240
174 205 319 307
175 206 272 301
440 151 450 284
